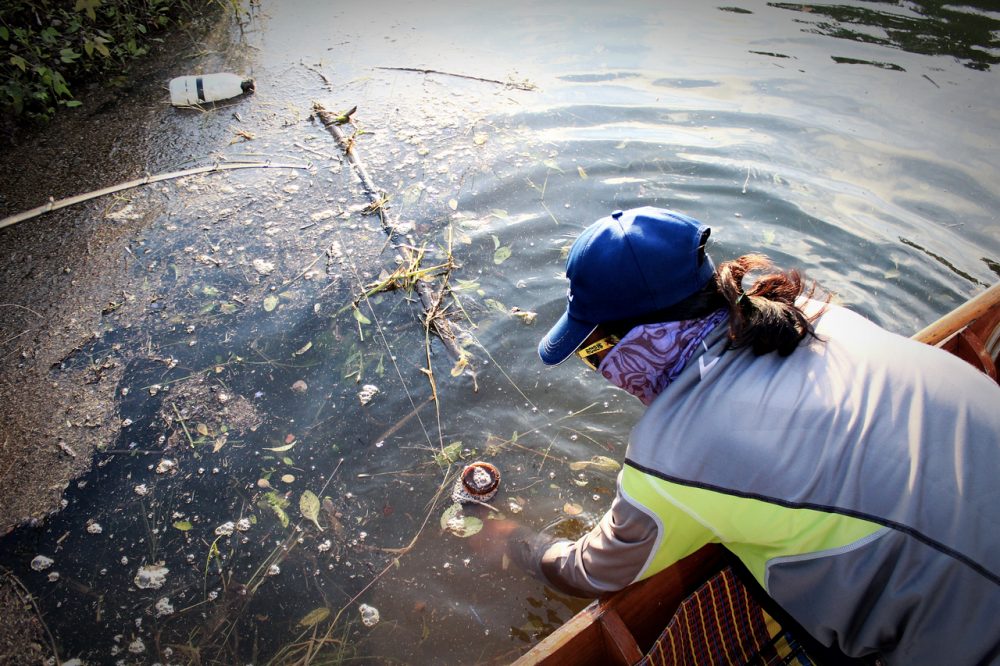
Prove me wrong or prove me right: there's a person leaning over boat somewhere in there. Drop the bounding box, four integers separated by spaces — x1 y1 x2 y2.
471 207 1000 665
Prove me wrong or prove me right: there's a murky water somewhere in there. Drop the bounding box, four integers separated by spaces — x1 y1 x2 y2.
2 1 998 664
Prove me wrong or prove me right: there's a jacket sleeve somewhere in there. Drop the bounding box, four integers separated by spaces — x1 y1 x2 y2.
508 472 717 598
538 488 661 596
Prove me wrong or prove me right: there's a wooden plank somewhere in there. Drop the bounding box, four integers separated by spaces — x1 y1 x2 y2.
513 545 726 665
912 282 1000 345
599 609 643 665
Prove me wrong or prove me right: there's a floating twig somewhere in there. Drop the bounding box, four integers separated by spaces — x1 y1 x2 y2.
375 66 537 91
0 161 311 231
313 102 475 379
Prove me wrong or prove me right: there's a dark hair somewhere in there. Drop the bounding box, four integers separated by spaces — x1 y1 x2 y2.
606 254 824 357
717 254 824 356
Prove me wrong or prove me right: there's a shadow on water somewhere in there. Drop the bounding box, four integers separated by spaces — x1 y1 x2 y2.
769 1 1000 71
2 0 999 664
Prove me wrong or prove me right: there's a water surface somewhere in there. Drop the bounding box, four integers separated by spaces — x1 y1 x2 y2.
2 1 998 663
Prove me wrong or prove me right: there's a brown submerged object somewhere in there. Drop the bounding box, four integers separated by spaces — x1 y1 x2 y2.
451 462 501 504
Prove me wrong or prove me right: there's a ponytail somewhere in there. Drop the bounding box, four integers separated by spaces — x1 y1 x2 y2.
715 254 824 356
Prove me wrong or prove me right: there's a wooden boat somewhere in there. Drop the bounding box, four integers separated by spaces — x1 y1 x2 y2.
514 282 1000 666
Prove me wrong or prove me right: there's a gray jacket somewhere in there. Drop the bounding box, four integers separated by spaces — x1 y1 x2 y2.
533 303 1000 664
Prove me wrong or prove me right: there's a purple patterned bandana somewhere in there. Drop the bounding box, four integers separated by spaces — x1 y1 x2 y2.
598 310 727 405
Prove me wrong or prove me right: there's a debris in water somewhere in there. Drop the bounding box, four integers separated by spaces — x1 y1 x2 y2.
30 555 54 571
510 307 538 324
252 259 276 276
358 384 379 405
235 518 251 532
155 597 174 617
267 564 281 576
300 490 322 530
439 503 484 538
281 474 295 483
134 484 150 496
359 603 380 627
563 502 583 516
215 521 235 537
86 520 103 534
291 380 308 394
133 563 169 590
47 572 60 582
155 459 176 474
452 461 501 504
318 539 332 552
128 638 145 654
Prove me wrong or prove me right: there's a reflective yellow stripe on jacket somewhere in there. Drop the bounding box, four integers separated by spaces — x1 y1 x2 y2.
620 464 886 589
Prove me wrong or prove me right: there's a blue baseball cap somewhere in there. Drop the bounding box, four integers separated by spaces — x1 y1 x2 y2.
538 207 715 365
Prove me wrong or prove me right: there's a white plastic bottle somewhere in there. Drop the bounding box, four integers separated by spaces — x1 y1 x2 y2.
169 73 255 106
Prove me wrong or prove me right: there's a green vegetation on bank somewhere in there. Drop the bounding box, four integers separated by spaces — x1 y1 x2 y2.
0 0 223 123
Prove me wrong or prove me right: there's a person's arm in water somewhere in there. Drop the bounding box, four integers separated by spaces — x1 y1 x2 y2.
471 477 706 597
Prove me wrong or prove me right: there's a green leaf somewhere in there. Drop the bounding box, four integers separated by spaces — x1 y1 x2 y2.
352 307 371 325
263 442 296 452
440 503 483 538
300 490 322 530
202 285 221 297
9 55 27 72
0 27 9 41
493 245 512 265
261 491 290 528
263 295 279 312
172 520 193 531
60 48 81 63
75 0 101 21
433 442 463 467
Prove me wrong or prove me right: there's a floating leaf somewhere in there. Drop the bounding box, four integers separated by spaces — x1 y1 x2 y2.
260 491 290 528
449 199 459 211
433 442 463 466
212 435 227 453
542 159 563 173
473 133 487 146
353 307 371 325
450 355 469 378
293 342 312 356
493 245 512 265
762 229 776 245
577 165 588 179
484 298 507 313
196 423 209 437
300 490 322 530
264 442 296 452
220 302 238 314
263 295 279 312
510 307 537 324
172 520 193 531
298 607 330 627
568 455 621 473
440 503 483 537
563 502 583 516
281 474 296 483
203 286 221 297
